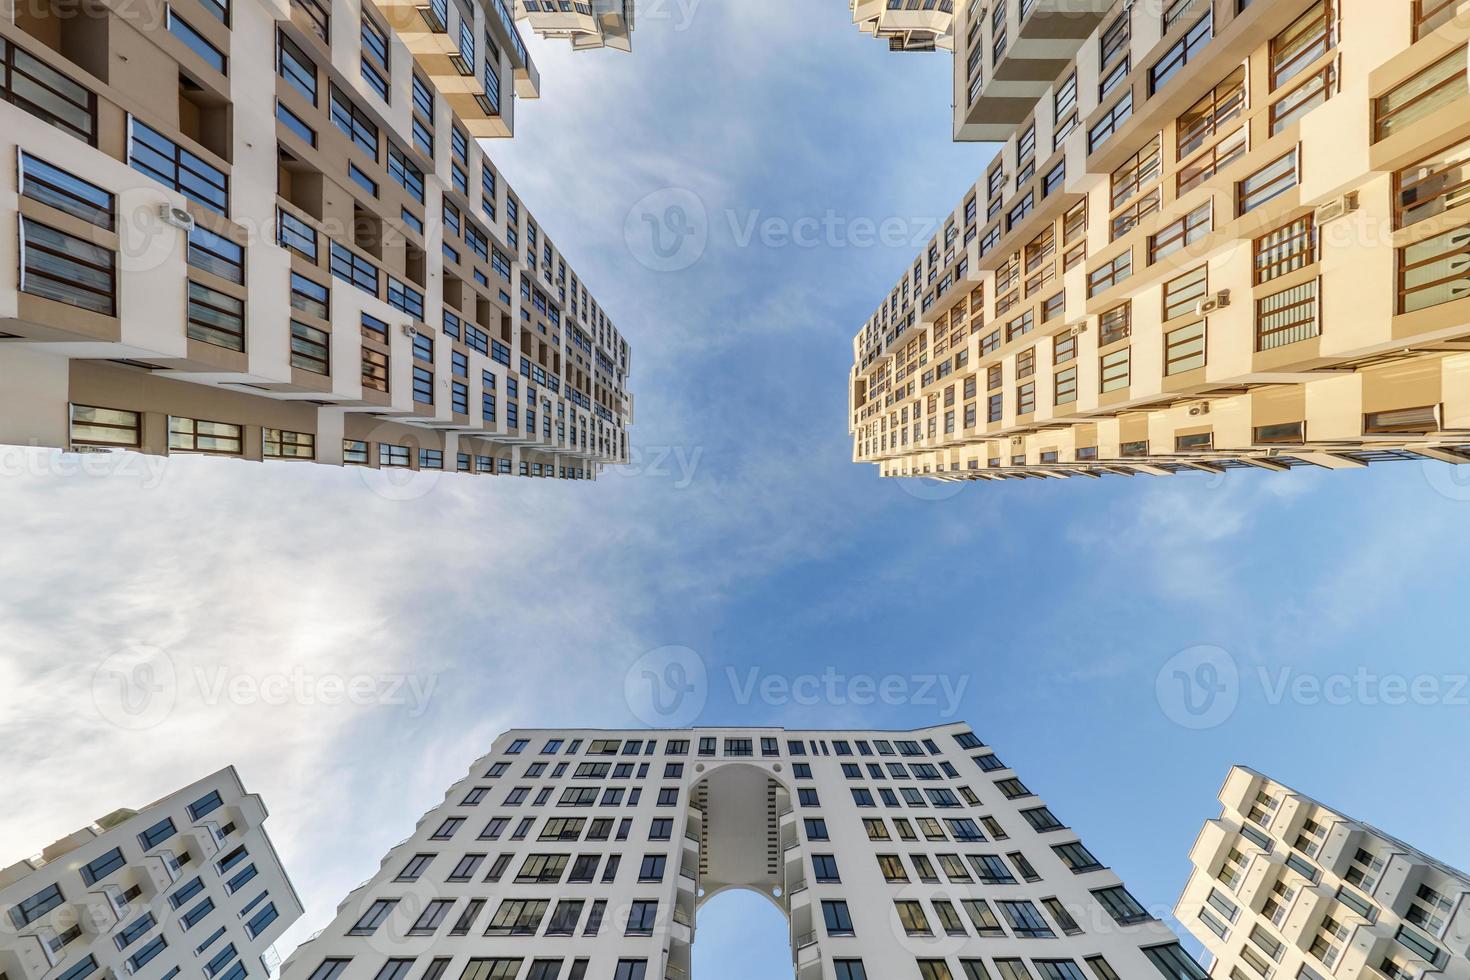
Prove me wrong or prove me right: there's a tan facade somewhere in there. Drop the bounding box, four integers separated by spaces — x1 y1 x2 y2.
850 0 1470 484
1176 767 1470 980
0 0 633 481
515 0 633 52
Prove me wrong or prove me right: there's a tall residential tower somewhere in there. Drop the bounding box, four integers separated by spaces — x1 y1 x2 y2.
1176 766 1469 980
849 0 1470 484
0 0 633 480
282 724 1207 980
0 768 302 980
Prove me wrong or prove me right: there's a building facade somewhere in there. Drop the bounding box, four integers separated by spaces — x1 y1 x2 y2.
281 723 1207 980
515 0 633 52
0 0 633 481
849 0 1470 484
1176 766 1470 980
0 767 302 980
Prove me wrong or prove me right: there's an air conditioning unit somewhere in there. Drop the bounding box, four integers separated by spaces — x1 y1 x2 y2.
158 204 194 232
1067 322 1088 339
1194 290 1231 316
1314 192 1359 226
1188 402 1211 417
401 324 419 338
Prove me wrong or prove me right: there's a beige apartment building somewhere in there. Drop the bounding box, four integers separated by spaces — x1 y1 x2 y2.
1176 766 1470 980
849 0 1470 483
0 0 633 480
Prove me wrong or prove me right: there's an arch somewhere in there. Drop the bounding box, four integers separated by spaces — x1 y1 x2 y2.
690 888 796 980
687 761 797 912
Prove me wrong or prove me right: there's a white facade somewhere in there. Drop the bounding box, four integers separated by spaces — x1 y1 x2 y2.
0 767 303 980
282 724 1205 980
1176 767 1470 980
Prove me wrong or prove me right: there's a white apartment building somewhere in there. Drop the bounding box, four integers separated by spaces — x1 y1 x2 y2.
1176 767 1470 980
0 768 303 980
282 724 1207 980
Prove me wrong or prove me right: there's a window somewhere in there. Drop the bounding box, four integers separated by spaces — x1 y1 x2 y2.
1255 215 1317 283
1088 251 1132 297
812 855 840 881
625 900 657 935
0 36 97 143
1150 203 1212 263
1238 151 1299 214
638 855 666 882
822 900 854 935
1271 0 1333 90
1163 266 1208 321
1400 221 1470 312
1142 944 1209 980
1178 66 1247 159
10 883 65 927
896 900 931 936
1272 62 1337 134
20 153 113 229
19 218 115 315
170 417 242 455
1257 280 1319 349
1165 321 1207 375
1150 9 1212 94
264 428 314 459
348 899 397 936
1093 886 1151 925
835 963 868 980
998 900 1055 938
360 14 389 101
1090 92 1132 152
129 119 227 214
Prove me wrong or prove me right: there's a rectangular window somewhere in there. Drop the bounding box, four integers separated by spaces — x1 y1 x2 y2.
1100 347 1131 392
1271 0 1333 90
169 417 242 455
19 218 115 315
1399 223 1470 313
1257 279 1319 350
1254 215 1317 283
129 118 227 214
1165 321 1206 375
1238 150 1299 215
1375 47 1466 142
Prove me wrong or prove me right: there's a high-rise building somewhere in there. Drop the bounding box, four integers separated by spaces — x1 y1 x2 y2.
0 0 633 481
849 1 1470 484
515 0 634 52
282 724 1208 980
1175 766 1470 980
0 767 302 980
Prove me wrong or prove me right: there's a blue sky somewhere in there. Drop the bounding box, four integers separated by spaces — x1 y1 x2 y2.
2 2 1469 979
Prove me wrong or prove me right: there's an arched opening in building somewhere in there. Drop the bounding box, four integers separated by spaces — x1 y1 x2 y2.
671 763 800 980
691 889 796 980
